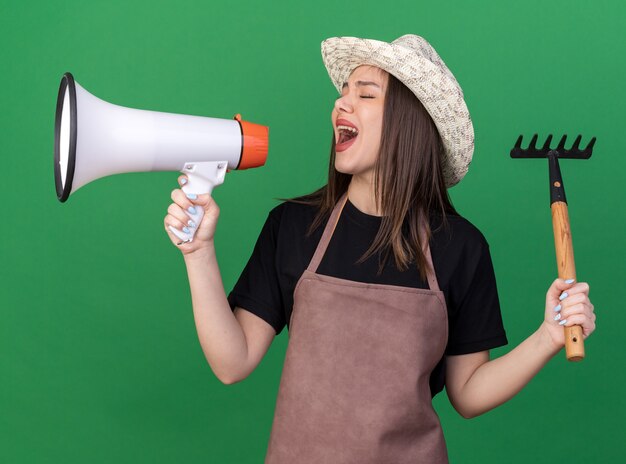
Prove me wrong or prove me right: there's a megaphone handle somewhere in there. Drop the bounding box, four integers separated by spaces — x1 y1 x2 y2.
168 161 228 244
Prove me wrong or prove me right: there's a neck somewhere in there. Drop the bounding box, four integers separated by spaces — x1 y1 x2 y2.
347 175 382 216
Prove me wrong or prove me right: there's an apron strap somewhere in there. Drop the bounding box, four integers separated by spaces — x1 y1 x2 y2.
307 192 441 292
307 193 349 273
419 221 440 292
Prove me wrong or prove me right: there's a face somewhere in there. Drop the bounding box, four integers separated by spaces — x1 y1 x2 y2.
331 65 388 182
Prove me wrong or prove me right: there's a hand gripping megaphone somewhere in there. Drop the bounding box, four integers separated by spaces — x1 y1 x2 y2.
53 72 268 243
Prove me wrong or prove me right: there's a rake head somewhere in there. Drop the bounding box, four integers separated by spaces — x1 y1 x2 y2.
510 134 596 159
509 133 597 206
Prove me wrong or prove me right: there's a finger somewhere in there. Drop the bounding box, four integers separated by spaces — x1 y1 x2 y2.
167 203 197 228
560 292 589 309
178 175 188 187
558 314 596 338
560 302 594 321
179 191 205 212
167 225 191 244
546 279 575 305
164 214 190 235
560 282 590 297
553 277 577 290
171 189 199 216
192 193 215 210
190 194 219 220
164 221 194 246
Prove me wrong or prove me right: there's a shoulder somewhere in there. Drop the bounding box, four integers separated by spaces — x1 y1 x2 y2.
430 212 490 250
429 212 494 287
259 200 326 251
267 199 323 230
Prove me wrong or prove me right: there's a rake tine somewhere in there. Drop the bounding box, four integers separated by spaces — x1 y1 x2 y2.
542 134 553 150
585 137 597 153
573 136 596 159
556 134 568 152
514 134 523 150
571 134 582 152
529 133 538 151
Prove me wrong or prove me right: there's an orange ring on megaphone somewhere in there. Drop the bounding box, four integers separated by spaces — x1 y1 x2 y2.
234 114 269 170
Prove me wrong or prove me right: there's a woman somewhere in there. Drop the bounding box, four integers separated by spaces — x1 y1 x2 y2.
164 35 595 463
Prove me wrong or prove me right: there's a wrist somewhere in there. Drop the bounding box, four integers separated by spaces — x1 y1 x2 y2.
537 322 563 357
182 242 215 262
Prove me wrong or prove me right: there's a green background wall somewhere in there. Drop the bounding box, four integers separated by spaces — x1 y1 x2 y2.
1 0 624 462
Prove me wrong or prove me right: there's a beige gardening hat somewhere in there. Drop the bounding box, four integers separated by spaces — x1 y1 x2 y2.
321 34 474 187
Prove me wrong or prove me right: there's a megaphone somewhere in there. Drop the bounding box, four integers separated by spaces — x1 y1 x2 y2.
53 72 269 243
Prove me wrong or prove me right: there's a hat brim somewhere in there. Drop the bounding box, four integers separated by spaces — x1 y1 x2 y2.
321 36 474 187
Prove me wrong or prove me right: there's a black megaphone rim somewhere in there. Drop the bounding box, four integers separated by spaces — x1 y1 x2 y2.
54 72 77 202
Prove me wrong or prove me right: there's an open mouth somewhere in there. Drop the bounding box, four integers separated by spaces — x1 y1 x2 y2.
337 125 359 144
336 124 359 152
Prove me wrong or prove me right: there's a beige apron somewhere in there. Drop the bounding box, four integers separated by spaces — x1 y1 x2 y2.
266 193 449 463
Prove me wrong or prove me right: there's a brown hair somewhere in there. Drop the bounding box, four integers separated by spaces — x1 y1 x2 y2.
285 73 458 281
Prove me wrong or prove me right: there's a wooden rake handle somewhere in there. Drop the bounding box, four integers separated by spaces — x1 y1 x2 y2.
551 201 585 361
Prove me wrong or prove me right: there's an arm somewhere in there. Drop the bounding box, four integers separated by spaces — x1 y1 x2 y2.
184 248 276 385
164 179 275 385
445 278 595 419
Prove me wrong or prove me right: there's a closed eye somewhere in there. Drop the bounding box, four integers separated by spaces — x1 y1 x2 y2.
360 95 375 99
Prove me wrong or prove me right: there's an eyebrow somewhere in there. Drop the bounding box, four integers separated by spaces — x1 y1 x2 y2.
341 80 382 89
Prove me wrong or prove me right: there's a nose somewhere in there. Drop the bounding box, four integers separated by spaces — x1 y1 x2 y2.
334 92 353 114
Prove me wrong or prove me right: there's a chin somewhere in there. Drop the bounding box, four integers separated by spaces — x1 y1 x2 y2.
335 156 375 178
334 162 370 178
334 159 356 175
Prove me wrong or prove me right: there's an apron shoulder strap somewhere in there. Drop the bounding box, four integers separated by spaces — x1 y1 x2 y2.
307 193 348 273
420 223 441 292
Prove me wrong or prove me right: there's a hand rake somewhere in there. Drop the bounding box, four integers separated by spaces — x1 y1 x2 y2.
511 134 596 361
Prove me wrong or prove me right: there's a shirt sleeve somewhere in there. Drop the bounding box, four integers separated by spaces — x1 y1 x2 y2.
227 209 287 336
445 238 508 355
